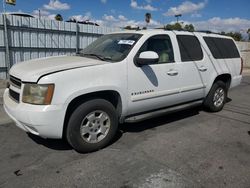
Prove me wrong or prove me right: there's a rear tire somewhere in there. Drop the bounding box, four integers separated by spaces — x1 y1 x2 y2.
203 81 227 112
66 99 118 153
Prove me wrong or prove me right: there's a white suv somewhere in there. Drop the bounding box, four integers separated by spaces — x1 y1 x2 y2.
4 29 243 152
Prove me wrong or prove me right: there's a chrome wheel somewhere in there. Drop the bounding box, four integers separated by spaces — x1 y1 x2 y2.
80 110 111 143
213 88 225 108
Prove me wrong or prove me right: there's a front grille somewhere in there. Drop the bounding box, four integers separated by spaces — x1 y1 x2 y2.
9 89 20 103
9 75 21 103
10 75 21 88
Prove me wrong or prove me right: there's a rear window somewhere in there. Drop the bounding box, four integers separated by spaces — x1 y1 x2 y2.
177 35 203 62
203 37 240 59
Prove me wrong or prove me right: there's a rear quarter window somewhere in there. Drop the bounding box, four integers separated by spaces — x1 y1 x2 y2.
177 35 203 62
203 37 240 59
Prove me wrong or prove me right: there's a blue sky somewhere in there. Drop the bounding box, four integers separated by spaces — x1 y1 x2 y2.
3 0 250 32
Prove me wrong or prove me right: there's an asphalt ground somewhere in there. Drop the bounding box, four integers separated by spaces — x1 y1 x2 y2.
0 75 250 188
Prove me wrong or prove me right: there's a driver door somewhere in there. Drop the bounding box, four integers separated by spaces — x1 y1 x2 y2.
127 34 182 115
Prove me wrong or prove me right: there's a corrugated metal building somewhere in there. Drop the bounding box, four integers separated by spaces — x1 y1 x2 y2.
0 15 120 79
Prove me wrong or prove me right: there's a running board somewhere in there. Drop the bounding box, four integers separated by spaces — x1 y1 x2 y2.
124 100 203 123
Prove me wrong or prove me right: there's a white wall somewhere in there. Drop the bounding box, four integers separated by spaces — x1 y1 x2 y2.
236 41 250 68
0 15 120 79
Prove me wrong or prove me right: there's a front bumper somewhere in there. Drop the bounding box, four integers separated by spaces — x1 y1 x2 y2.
3 89 65 139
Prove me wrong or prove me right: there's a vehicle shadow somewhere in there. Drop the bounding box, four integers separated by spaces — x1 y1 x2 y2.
120 106 202 133
28 133 72 151
141 65 159 87
27 102 231 152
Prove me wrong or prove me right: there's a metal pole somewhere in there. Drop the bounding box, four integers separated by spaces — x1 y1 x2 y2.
2 0 6 13
175 14 182 24
39 9 41 19
3 13 11 78
76 21 79 54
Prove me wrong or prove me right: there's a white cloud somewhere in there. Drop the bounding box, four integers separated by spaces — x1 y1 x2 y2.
166 17 250 34
70 12 92 21
123 19 161 28
32 9 50 16
70 13 160 28
191 13 202 18
32 9 57 20
164 1 207 16
47 14 57 20
119 16 249 33
101 0 107 4
194 17 250 32
102 14 128 22
99 14 161 28
103 14 118 21
130 0 158 11
85 12 92 18
44 0 70 10
118 15 127 21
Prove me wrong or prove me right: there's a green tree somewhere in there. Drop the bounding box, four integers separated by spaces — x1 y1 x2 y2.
55 14 63 21
165 23 182 30
164 24 173 30
184 24 195 32
124 25 132 30
225 32 242 41
164 23 196 31
123 25 139 30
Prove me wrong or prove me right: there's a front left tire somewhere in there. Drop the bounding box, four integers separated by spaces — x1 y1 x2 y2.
66 99 118 153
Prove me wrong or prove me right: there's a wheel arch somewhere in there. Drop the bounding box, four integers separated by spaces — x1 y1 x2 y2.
205 73 232 99
62 90 123 138
213 73 232 89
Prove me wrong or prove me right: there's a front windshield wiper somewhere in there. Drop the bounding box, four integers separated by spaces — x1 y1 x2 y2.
81 53 111 61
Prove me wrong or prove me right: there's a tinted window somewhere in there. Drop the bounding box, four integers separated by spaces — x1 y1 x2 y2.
177 35 203 62
136 35 174 64
204 37 240 59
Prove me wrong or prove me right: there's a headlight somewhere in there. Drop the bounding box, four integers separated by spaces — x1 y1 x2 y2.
22 84 54 105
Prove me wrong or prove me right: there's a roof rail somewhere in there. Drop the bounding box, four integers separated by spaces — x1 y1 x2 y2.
196 30 221 35
160 28 190 32
154 28 223 34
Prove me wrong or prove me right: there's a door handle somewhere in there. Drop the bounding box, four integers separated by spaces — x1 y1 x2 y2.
167 70 178 76
198 66 207 72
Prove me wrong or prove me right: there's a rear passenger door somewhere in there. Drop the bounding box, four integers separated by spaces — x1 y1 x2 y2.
175 34 206 101
194 33 241 94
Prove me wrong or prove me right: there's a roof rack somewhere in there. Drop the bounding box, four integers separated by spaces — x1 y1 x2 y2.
196 30 221 35
163 28 188 32
153 27 190 31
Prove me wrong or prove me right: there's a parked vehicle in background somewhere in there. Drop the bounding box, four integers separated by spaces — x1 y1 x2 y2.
3 29 243 153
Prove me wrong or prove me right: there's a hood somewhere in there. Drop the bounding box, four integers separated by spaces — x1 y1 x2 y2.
9 55 107 82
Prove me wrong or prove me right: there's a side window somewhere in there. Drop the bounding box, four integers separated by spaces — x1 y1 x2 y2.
177 35 203 62
204 37 240 59
137 35 175 64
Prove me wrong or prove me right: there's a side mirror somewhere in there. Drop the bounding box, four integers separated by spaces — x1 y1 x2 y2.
136 51 159 66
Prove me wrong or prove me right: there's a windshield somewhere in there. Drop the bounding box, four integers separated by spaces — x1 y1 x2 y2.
80 33 142 62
